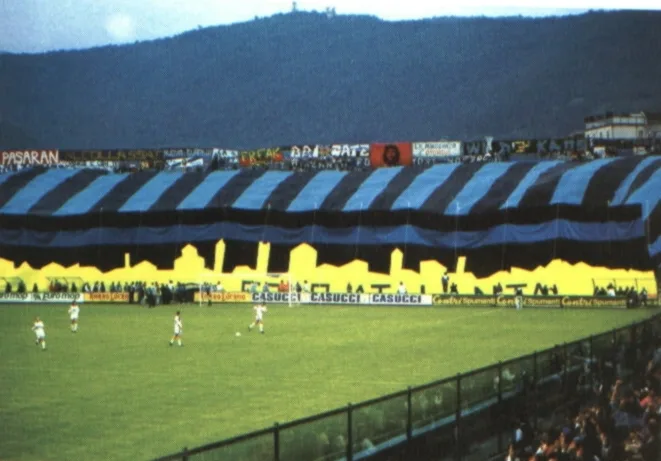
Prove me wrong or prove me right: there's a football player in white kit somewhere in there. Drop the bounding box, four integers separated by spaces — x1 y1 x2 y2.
32 317 46 350
68 300 80 333
169 311 183 346
248 304 267 334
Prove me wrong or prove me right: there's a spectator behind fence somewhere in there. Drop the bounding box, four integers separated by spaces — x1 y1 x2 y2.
505 321 661 461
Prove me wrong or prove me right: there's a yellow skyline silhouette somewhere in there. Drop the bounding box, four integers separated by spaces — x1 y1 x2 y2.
0 240 656 295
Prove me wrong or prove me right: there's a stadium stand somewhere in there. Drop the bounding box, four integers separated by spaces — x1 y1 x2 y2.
502 322 661 461
2 135 661 461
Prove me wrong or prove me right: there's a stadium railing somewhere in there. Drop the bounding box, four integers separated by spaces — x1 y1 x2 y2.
152 311 661 461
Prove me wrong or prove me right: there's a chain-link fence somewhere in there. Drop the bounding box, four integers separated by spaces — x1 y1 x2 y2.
154 313 661 461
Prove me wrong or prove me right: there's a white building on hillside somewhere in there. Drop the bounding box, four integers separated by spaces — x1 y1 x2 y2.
584 112 661 139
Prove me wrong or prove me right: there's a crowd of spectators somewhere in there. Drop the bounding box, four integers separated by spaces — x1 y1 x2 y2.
594 284 650 308
506 321 661 461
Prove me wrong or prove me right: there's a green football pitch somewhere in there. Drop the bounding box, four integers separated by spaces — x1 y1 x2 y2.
0 304 658 461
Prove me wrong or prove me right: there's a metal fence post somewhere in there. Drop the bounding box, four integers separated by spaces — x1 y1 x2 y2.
455 373 462 461
533 351 538 431
407 386 413 441
589 336 595 390
612 329 618 376
563 342 569 390
497 361 503 453
273 422 280 461
347 403 353 461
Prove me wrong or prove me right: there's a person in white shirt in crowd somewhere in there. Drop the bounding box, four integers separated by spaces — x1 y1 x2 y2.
398 282 407 294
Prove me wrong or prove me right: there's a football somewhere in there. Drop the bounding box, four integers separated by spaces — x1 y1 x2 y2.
235 332 241 337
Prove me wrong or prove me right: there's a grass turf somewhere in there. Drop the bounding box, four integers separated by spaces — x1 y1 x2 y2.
0 304 658 461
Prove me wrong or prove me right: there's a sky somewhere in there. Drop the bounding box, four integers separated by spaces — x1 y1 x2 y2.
0 0 657 54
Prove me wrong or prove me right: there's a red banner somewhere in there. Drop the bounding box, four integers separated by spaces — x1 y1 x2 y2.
369 143 413 167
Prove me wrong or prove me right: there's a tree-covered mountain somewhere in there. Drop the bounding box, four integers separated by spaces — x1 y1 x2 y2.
1 10 660 150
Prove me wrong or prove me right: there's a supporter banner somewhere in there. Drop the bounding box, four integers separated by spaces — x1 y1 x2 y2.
211 149 240 168
330 144 370 157
84 292 129 302
431 295 634 309
286 145 332 159
212 148 240 159
464 137 588 157
463 140 486 156
534 138 573 154
369 143 413 167
413 157 457 167
59 149 163 163
162 148 214 170
194 292 250 303
413 142 461 157
239 148 285 167
1 150 59 166
0 293 84 303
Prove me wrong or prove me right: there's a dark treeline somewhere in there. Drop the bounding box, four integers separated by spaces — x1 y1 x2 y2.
1 10 661 150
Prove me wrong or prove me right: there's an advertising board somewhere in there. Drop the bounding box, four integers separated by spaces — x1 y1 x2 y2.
0 293 84 303
431 295 633 309
194 292 251 303
84 293 129 303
